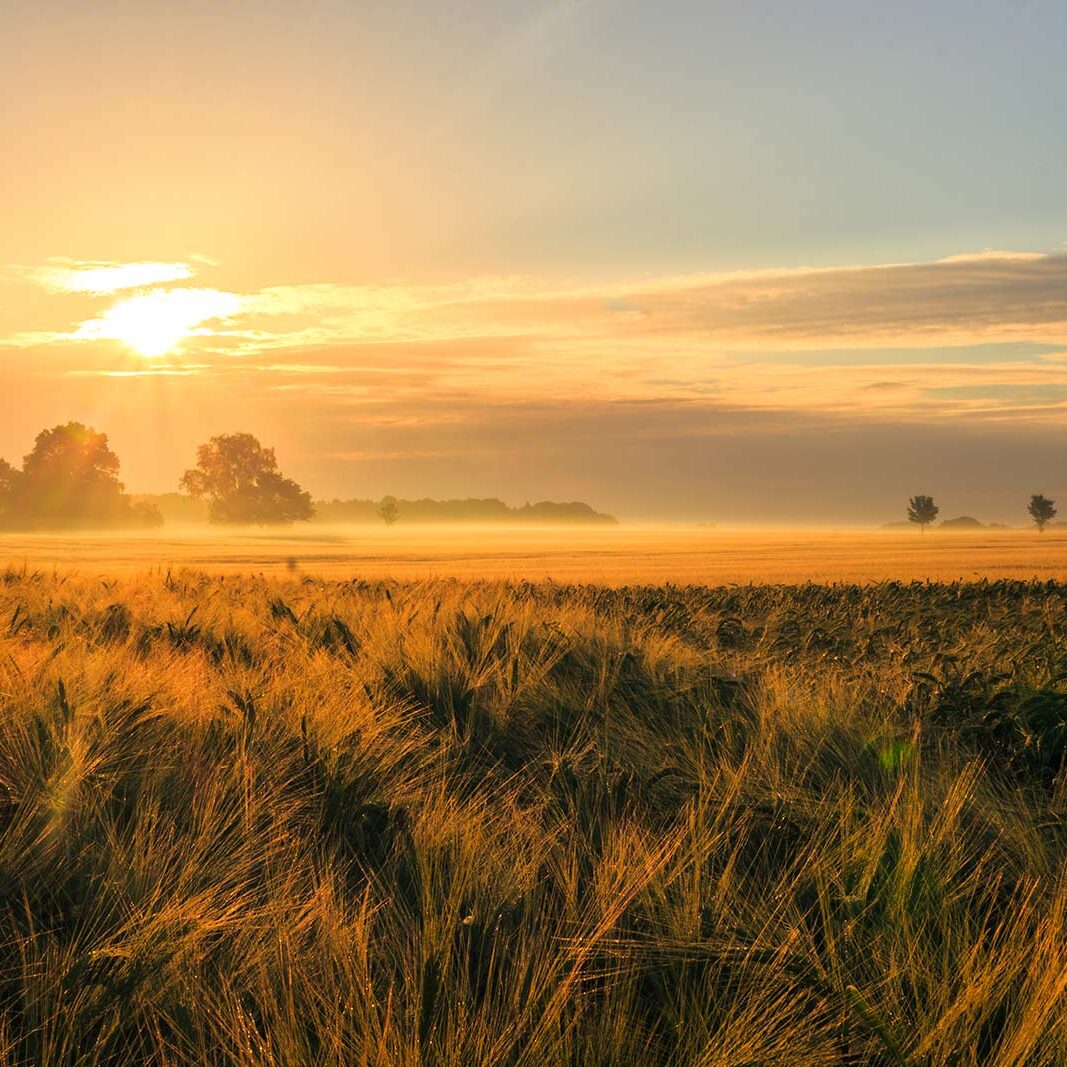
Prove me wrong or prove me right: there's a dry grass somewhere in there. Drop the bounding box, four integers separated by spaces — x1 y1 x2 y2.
1 570 1066 1064
2 525 1067 583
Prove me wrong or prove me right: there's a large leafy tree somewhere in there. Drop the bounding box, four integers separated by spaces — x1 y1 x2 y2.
376 495 400 526
1028 493 1057 532
906 494 939 533
181 433 314 525
0 422 159 528
0 459 18 525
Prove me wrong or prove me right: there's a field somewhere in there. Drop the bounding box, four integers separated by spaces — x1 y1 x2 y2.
3 525 1067 583
1 566 1067 1065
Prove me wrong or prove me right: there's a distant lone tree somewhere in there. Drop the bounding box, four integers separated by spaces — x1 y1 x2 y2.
907 494 939 533
1028 493 1057 532
376 495 399 526
0 422 160 529
180 433 313 525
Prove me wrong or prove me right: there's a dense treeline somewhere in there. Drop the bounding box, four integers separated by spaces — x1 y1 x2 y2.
1 424 616 529
0 423 161 530
0 422 1057 531
134 493 619 527
311 496 618 525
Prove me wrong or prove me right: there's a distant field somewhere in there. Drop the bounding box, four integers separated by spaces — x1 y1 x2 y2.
2 524 1067 583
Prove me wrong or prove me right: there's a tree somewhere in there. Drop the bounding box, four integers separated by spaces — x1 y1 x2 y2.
0 459 19 525
0 422 158 529
180 433 313 525
376 495 399 526
907 494 939 533
1028 493 1057 533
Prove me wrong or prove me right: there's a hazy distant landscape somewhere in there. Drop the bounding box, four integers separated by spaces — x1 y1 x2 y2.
134 492 619 527
8 0 1067 1062
6 421 1063 1064
3 526 1067 584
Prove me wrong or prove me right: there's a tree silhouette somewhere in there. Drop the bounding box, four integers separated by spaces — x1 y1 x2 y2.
180 433 313 525
0 459 18 526
376 495 400 526
0 423 160 529
1028 494 1057 533
907 494 939 533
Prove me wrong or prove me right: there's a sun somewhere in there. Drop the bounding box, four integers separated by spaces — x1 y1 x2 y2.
76 288 243 357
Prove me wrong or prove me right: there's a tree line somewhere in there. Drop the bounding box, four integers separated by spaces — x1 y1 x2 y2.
313 496 618 526
906 493 1058 533
0 424 311 530
0 423 1061 532
0 424 617 531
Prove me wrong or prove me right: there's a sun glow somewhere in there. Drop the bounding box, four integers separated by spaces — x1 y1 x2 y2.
75 288 243 357
34 260 195 294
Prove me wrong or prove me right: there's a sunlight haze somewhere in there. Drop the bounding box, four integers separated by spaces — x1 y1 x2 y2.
3 0 1067 521
5 7 1067 1061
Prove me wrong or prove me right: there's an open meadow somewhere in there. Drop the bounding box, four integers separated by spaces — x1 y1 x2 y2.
1 564 1066 1064
3 525 1067 583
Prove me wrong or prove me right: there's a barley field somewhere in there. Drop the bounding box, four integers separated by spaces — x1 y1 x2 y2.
1 567 1066 1065
3 525 1067 583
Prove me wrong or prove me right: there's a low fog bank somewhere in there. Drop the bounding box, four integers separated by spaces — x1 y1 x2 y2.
6 421 1061 536
4 523 1067 587
3 519 1059 540
131 493 619 529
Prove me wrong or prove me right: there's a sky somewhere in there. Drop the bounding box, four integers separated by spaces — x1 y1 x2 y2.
2 0 1067 523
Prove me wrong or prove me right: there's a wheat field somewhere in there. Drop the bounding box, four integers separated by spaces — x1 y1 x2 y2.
3 526 1067 583
1 567 1066 1064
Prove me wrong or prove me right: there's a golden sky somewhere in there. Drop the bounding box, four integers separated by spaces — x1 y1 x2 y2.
3 1 1067 521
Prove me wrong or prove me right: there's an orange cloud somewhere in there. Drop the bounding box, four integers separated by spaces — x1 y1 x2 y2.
8 249 1067 424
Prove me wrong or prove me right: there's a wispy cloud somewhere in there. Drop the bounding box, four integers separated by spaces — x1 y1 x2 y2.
71 288 243 356
26 258 196 294
16 249 1067 351
223 250 1067 352
8 249 1067 423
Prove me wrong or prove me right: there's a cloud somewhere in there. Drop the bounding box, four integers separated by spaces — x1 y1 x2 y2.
73 288 244 356
67 367 205 378
621 252 1067 348
6 329 1066 520
26 259 196 294
15 249 1067 353
326 448 454 462
8 248 1067 424
190 250 1067 366
272 391 1067 522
